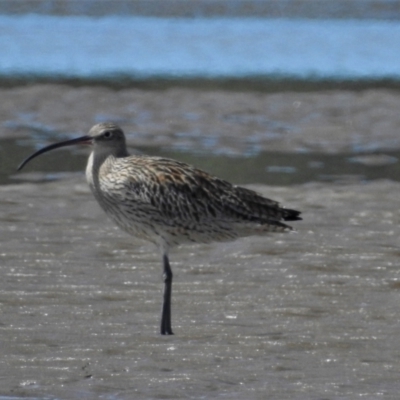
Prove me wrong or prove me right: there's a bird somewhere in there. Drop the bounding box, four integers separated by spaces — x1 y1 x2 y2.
18 122 301 335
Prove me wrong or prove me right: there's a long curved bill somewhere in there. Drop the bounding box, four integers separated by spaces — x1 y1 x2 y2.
17 135 92 171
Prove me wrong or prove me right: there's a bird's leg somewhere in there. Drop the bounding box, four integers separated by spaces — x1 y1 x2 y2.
160 253 174 335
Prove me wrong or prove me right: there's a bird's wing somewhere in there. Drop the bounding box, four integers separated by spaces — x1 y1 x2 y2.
109 157 300 227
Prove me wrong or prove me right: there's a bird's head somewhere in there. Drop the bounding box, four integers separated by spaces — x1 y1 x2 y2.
17 122 128 171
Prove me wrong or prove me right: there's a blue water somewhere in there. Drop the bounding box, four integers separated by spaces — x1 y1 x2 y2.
1 15 399 80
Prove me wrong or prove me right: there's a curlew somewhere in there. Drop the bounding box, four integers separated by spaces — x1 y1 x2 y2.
18 122 301 335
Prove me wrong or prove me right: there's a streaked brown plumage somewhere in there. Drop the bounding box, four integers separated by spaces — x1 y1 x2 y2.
18 122 301 335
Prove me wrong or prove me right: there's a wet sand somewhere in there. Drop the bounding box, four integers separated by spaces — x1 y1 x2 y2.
1 85 400 399
1 177 400 399
2 84 400 154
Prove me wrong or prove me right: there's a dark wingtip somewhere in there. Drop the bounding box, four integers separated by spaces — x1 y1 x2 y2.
283 208 302 221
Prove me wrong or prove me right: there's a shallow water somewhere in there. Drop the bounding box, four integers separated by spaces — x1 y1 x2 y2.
2 136 400 186
1 178 400 399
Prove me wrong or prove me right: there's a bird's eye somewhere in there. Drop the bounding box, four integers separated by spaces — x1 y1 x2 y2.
103 131 113 139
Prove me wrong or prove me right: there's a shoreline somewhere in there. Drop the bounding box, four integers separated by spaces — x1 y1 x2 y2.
1 77 400 93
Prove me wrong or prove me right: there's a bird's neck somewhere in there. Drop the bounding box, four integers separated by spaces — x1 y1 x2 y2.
85 151 111 191
86 147 129 192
